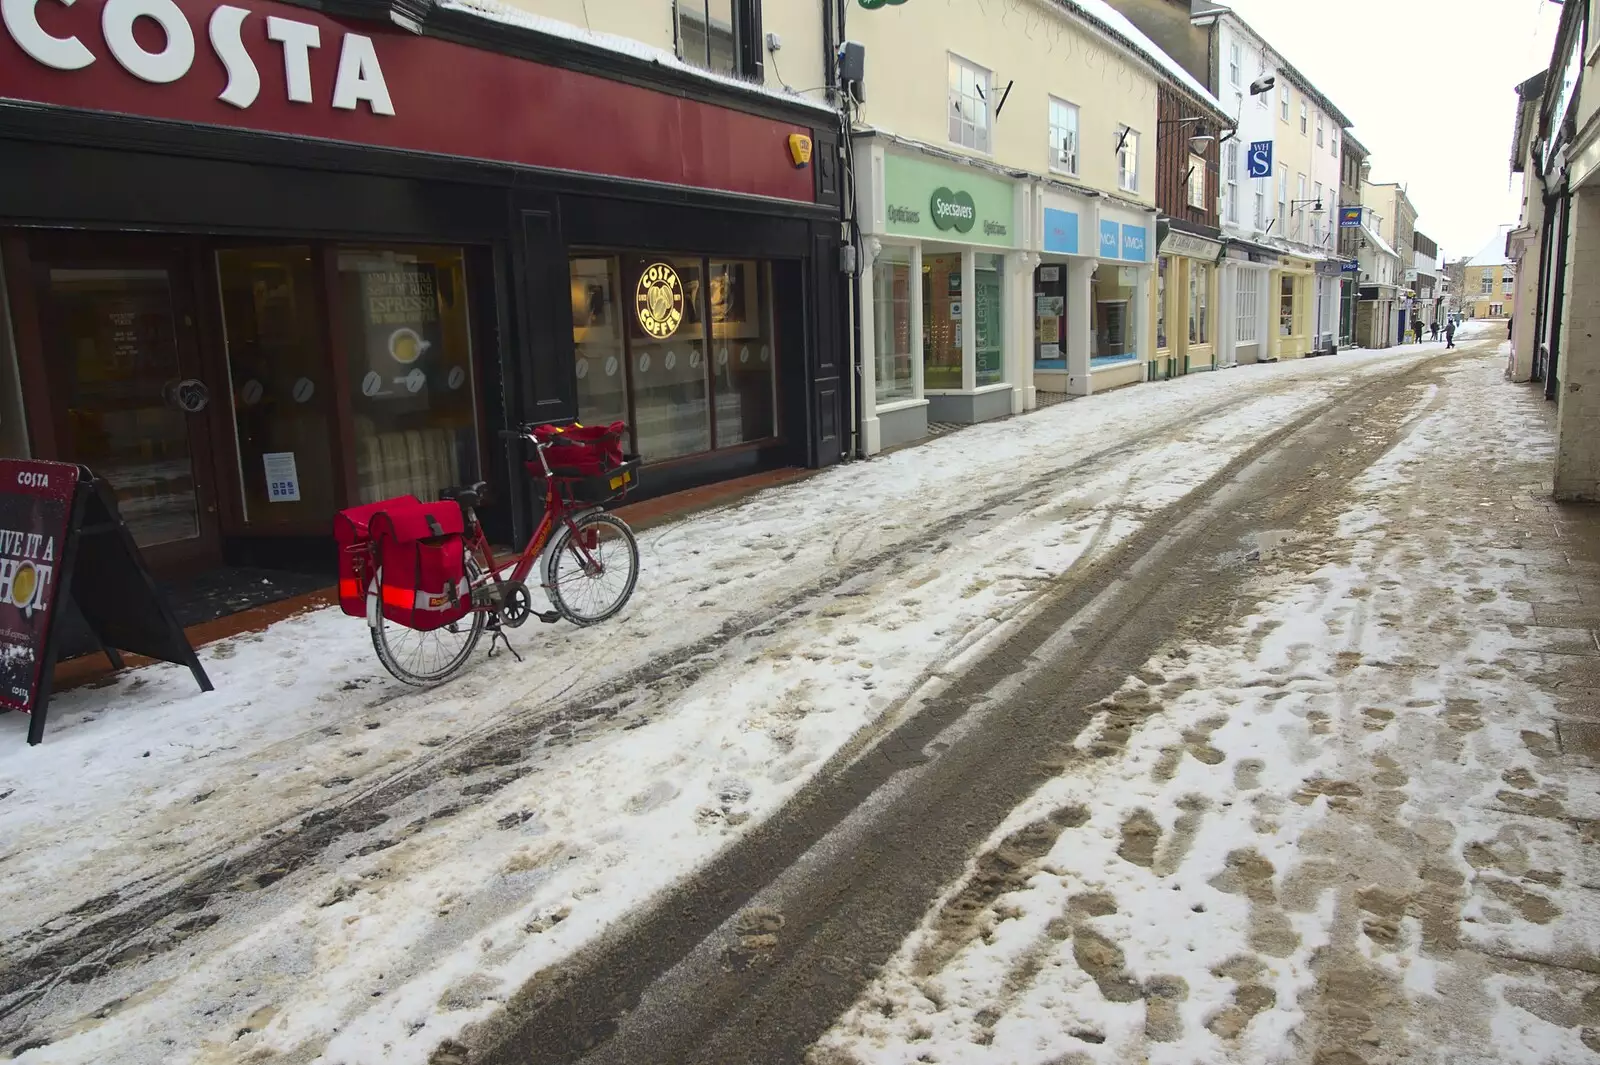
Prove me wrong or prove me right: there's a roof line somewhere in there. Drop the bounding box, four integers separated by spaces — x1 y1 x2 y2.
1200 3 1355 127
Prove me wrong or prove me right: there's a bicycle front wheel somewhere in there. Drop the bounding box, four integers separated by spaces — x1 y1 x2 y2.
544 511 640 626
369 557 487 686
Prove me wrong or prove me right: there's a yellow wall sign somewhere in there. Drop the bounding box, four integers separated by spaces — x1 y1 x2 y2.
636 262 684 339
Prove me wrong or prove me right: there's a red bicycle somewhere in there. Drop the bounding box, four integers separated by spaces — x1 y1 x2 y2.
343 422 642 686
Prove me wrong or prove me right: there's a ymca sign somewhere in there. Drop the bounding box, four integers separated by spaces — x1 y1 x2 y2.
1 0 394 113
1247 140 1273 178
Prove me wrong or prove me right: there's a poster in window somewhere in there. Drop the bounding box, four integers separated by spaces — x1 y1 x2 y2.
357 262 445 402
708 262 760 339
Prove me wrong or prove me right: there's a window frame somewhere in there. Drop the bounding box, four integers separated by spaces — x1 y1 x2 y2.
1316 111 1325 147
674 0 755 79
1281 88 1289 123
1048 96 1080 176
948 53 994 154
1117 125 1140 193
1187 152 1207 209
1225 140 1240 224
1228 41 1242 89
1300 99 1308 135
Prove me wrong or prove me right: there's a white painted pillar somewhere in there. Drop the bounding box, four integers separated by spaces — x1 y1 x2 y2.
859 236 881 456
961 248 977 392
1014 251 1038 412
1067 259 1094 396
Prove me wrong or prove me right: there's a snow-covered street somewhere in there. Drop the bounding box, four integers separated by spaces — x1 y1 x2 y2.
9 326 1596 1065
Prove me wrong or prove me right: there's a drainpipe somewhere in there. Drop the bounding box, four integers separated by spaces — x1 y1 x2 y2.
836 0 867 461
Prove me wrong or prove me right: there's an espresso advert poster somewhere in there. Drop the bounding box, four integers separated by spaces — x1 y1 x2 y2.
0 460 79 714
358 263 444 403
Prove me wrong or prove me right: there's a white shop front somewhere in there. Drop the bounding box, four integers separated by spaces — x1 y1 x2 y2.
1029 183 1098 401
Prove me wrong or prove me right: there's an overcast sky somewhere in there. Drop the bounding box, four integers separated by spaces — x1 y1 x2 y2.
1222 0 1561 263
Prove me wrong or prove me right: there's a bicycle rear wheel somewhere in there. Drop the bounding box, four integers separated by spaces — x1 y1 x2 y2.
369 557 487 686
544 511 639 626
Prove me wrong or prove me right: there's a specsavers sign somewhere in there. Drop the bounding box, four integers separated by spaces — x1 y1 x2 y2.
884 153 1014 247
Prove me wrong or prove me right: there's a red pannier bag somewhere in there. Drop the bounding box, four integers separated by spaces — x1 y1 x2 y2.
532 421 626 476
334 497 410 618
335 496 470 631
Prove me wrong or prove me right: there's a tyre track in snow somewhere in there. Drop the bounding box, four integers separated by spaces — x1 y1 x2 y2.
0 356 1429 1047
464 350 1467 1065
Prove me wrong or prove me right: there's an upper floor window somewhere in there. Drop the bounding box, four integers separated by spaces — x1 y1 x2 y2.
1481 273 1494 295
675 0 738 77
1281 89 1289 122
948 54 992 154
1049 97 1079 174
1300 100 1308 134
1229 42 1241 88
1316 112 1325 147
1257 55 1269 107
1331 130 1339 157
1117 126 1140 192
1504 273 1515 293
1225 141 1240 224
1188 153 1207 209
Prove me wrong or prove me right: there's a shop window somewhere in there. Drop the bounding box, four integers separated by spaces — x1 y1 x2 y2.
1033 264 1066 369
922 254 962 389
1091 264 1137 364
0 254 28 458
337 246 479 505
572 254 777 464
974 253 1004 387
708 259 777 446
1155 258 1168 351
1190 263 1210 345
570 256 629 429
1280 275 1296 336
47 268 198 546
217 246 336 525
874 246 915 402
627 256 709 460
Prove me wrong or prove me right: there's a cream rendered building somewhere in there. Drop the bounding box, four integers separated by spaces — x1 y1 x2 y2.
1360 180 1418 341
850 0 1204 452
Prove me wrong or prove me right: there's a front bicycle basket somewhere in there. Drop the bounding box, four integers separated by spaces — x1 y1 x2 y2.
555 456 642 505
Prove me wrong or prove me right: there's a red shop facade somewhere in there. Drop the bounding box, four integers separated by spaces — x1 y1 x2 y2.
0 0 844 575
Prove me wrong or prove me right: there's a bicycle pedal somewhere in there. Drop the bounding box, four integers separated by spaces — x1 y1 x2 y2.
537 611 561 624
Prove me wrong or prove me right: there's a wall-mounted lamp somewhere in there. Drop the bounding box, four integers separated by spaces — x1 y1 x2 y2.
1157 116 1219 155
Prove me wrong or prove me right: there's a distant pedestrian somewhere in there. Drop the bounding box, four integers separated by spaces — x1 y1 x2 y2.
1430 320 1440 341
1445 319 1457 349
1414 319 1426 344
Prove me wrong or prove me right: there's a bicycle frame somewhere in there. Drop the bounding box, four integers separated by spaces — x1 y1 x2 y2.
461 435 607 611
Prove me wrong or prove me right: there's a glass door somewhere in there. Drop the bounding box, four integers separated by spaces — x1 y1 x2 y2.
34 239 220 565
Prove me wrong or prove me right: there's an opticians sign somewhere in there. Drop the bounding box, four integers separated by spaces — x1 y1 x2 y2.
883 153 1015 247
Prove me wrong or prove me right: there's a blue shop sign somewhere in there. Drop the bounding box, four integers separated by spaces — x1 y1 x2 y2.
1121 224 1148 262
1044 208 1080 255
1340 260 1361 272
1099 220 1120 258
1247 140 1273 178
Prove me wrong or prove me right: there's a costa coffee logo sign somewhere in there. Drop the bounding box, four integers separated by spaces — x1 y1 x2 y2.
1 0 395 114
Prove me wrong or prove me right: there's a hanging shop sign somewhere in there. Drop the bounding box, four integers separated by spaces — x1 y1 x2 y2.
883 153 1014 247
0 460 211 744
1338 206 1363 228
1247 140 1273 178
636 262 686 339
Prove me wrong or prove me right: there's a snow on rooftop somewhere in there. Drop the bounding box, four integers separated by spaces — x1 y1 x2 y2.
438 0 836 115
1062 0 1228 116
1467 225 1514 267
1362 224 1398 260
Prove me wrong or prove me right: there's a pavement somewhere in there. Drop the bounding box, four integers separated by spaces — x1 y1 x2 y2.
8 326 1599 1065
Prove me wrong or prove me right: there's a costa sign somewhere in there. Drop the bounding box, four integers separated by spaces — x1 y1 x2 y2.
0 0 394 113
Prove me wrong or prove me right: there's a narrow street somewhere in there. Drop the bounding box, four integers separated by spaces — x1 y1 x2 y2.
8 327 1597 1065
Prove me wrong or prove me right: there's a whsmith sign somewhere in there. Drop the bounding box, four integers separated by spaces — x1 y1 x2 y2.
882 153 1014 247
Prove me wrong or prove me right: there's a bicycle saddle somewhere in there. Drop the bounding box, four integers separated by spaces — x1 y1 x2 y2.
440 481 489 508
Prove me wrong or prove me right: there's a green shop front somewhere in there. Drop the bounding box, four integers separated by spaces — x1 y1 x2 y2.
855 141 1025 453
